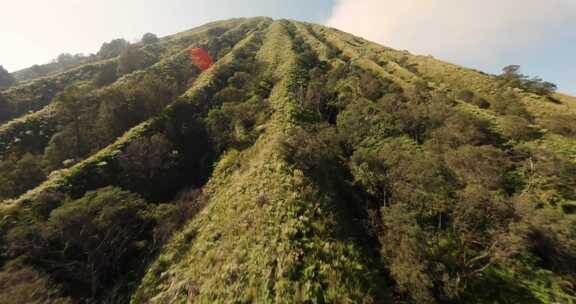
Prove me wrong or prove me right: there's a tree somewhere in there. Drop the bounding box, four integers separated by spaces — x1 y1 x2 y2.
92 62 118 86
46 187 153 295
380 204 436 303
541 112 576 138
349 137 453 213
499 65 557 96
97 38 129 59
117 133 182 198
116 45 154 75
337 97 402 146
141 32 159 44
0 92 11 121
0 263 71 304
427 110 495 151
0 153 46 200
56 84 93 158
500 115 539 141
511 196 576 273
492 91 532 120
0 65 16 89
445 145 509 190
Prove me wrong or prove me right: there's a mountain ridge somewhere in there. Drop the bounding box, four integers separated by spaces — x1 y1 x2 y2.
1 17 575 304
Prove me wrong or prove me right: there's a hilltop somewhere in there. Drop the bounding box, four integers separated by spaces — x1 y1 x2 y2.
1 17 575 303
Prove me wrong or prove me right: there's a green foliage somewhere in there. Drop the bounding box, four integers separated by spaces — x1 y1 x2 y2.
97 38 129 59
427 110 497 151
500 115 540 141
337 97 402 146
92 62 118 86
380 204 436 303
0 262 72 304
458 89 490 109
0 92 11 122
116 45 157 75
3 188 147 297
0 153 45 200
500 65 557 96
492 90 532 120
0 65 16 89
141 32 159 44
541 112 576 138
280 123 343 173
445 145 509 190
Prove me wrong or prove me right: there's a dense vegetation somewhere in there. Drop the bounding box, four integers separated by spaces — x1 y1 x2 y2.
1 18 575 304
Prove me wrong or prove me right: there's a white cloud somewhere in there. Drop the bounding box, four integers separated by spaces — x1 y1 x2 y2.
326 0 576 67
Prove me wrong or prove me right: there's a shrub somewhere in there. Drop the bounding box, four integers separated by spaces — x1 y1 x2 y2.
349 137 454 211
228 71 251 89
141 33 159 44
512 197 576 273
500 115 540 141
0 153 46 200
93 63 118 86
337 97 401 146
380 204 436 303
445 145 509 190
117 45 156 75
457 89 475 102
540 112 576 138
0 92 11 121
427 110 495 151
45 187 153 296
0 263 71 304
499 65 557 96
205 97 269 150
492 91 532 120
97 38 129 59
280 123 343 174
0 65 16 89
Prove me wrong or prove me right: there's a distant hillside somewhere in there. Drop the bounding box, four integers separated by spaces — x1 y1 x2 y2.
0 17 575 304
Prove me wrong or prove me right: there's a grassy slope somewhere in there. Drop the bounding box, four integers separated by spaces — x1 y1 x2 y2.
131 20 390 303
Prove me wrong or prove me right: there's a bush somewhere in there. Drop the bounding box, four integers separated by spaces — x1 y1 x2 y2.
18 187 155 297
540 112 576 138
427 110 495 151
337 97 402 146
0 92 11 121
512 197 576 273
457 89 475 102
349 137 453 211
117 45 156 75
499 65 557 96
227 71 251 89
141 33 159 44
0 263 71 304
205 97 269 150
500 115 540 141
0 65 16 89
0 153 46 200
93 63 118 86
97 38 129 59
280 123 343 174
380 204 435 303
445 145 509 190
492 91 532 120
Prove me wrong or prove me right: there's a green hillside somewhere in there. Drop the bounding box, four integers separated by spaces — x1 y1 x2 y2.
1 18 575 303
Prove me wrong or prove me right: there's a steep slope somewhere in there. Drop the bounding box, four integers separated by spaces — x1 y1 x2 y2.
1 18 576 304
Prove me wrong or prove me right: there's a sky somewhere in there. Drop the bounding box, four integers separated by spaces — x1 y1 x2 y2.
1 0 574 94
